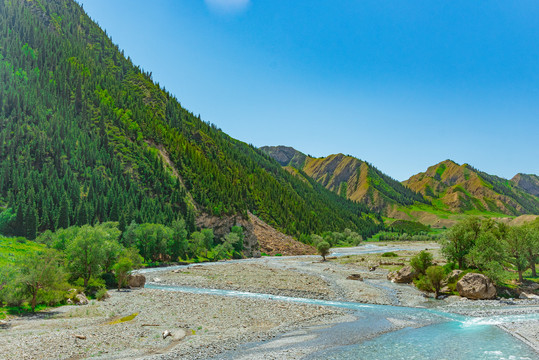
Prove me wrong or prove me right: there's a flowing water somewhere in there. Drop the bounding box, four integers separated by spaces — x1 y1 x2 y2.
141 244 539 359
146 283 539 359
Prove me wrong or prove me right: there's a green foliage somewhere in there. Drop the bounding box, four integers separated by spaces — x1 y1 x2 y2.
439 217 539 286
410 251 433 276
113 256 133 291
66 224 112 287
381 252 399 258
96 288 109 301
374 231 441 242
441 217 482 269
74 277 106 297
425 266 446 298
505 227 531 282
0 208 15 234
317 241 331 261
388 220 431 235
0 0 385 243
17 249 67 311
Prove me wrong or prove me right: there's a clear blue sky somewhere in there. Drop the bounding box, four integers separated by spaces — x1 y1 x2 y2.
78 0 539 181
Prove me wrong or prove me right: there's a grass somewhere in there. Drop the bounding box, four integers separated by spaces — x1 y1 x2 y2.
0 236 46 266
0 304 48 319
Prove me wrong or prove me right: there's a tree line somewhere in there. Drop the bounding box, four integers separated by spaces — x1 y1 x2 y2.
0 0 385 244
0 221 245 311
441 217 539 283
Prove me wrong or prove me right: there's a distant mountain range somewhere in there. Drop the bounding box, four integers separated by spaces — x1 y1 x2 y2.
261 146 539 220
260 146 426 212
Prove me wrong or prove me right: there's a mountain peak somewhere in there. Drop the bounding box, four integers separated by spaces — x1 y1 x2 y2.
260 146 306 168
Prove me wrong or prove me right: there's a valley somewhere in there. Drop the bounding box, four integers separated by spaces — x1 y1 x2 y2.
1 243 538 359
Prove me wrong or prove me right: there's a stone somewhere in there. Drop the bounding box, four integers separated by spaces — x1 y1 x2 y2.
446 270 463 283
128 274 146 288
75 293 89 305
346 274 363 281
387 266 416 284
519 292 539 300
162 330 172 339
440 286 451 294
456 273 497 300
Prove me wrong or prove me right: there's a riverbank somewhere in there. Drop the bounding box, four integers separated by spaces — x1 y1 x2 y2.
0 242 538 359
0 288 350 360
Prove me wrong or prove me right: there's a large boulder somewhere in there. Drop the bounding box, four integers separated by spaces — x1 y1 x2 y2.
387 266 416 284
456 273 496 300
67 292 88 305
128 274 146 288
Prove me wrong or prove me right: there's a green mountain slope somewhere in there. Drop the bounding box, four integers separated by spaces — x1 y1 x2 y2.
512 173 539 197
260 146 427 212
0 0 383 240
403 160 539 215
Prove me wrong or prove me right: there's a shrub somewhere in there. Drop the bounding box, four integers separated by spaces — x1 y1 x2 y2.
413 274 431 292
74 277 106 297
96 288 109 301
101 272 117 289
381 252 398 258
425 266 446 298
410 251 433 275
317 241 331 261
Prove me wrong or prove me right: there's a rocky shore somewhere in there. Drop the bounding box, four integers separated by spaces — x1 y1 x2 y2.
0 288 348 360
1 242 537 359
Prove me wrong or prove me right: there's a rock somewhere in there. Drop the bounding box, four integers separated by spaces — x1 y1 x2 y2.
74 334 86 340
519 292 539 300
456 273 497 300
75 293 89 305
346 274 363 281
128 274 146 288
446 270 463 283
172 329 187 341
162 330 172 339
369 266 378 272
387 266 416 284
440 286 451 294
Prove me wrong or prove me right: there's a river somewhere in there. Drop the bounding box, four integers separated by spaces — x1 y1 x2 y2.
139 244 539 359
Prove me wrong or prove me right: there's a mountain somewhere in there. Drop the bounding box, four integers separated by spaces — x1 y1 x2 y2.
260 146 427 212
512 174 539 197
403 160 539 215
0 0 383 241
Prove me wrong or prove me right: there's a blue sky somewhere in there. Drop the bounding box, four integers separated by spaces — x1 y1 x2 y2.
79 0 539 181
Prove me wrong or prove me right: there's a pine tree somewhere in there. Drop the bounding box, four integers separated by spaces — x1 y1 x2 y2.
57 195 70 230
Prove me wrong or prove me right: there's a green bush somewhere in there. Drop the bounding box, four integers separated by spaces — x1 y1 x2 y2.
410 251 433 276
101 272 117 289
96 288 109 301
381 252 398 258
413 274 431 292
74 277 105 297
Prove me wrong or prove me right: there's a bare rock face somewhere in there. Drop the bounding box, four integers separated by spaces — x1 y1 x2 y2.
387 266 416 284
128 274 146 288
457 273 497 300
196 211 315 257
196 212 260 258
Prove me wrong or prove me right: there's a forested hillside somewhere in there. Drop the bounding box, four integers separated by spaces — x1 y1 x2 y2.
260 146 427 212
0 0 383 240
